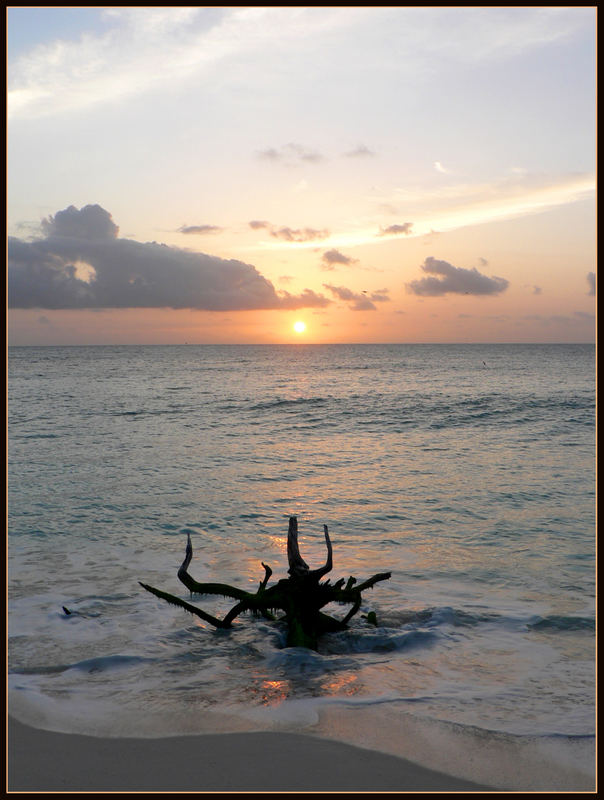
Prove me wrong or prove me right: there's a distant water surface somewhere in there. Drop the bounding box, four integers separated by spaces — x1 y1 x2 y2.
7 344 595 789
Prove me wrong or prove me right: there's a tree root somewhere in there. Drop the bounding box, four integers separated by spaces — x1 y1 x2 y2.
141 516 391 650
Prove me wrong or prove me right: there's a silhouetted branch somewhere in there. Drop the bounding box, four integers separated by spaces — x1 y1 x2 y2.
141 516 391 650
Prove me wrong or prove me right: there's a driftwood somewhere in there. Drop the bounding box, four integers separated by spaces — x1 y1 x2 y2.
140 516 391 650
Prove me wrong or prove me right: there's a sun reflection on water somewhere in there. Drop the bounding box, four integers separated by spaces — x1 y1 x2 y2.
320 672 360 696
257 679 290 705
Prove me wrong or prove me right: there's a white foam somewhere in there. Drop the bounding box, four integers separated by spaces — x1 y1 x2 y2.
311 700 596 791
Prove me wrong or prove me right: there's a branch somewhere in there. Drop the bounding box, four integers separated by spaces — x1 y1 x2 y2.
327 572 391 608
177 533 248 600
350 572 392 594
287 516 309 576
308 524 333 580
287 517 333 580
139 582 231 628
181 582 251 601
259 562 272 591
339 593 362 626
222 598 255 627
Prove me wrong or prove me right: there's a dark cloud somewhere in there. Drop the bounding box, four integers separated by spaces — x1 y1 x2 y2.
248 220 270 230
378 223 413 236
8 204 331 312
587 272 596 296
320 249 358 269
42 204 119 240
406 257 509 297
257 143 324 165
323 284 390 311
344 145 375 158
270 226 330 243
178 224 223 235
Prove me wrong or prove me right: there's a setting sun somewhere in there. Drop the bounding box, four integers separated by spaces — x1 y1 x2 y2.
293 320 307 334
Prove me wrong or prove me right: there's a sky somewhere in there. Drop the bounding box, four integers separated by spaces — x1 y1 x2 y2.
7 6 596 345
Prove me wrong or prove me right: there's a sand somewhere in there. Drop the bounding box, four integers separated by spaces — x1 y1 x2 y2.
7 716 491 792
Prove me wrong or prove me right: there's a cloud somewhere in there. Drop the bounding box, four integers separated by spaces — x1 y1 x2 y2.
378 223 414 236
42 203 119 240
8 204 331 311
422 229 441 245
587 271 596 295
257 147 281 161
178 224 223 235
433 161 450 174
8 8 592 121
249 219 330 243
405 256 509 296
279 288 331 309
323 283 390 310
368 173 595 243
344 145 375 158
521 312 595 327
8 8 366 120
305 171 594 253
320 249 358 269
270 226 330 243
257 143 324 165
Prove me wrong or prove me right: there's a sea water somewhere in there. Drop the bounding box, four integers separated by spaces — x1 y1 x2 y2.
7 343 596 789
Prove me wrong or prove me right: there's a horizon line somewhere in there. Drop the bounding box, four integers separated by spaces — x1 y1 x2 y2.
7 341 595 348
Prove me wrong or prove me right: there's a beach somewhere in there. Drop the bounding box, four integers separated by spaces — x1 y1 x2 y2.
8 716 491 792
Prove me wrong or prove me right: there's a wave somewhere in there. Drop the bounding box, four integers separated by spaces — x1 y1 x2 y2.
108 408 193 418
213 391 596 434
10 653 157 676
12 432 60 439
323 629 439 654
249 396 330 412
528 614 595 632
24 384 591 438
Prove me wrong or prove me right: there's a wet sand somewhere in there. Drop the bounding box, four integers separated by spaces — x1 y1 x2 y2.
7 716 491 792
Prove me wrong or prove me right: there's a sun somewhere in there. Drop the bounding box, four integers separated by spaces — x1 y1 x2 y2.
293 320 307 334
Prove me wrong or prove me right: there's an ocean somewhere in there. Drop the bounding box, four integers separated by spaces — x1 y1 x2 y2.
7 343 596 789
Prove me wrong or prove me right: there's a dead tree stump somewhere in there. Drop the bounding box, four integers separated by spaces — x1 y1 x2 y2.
141 516 391 650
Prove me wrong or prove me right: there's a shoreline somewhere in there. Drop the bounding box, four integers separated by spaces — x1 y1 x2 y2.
7 716 492 792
